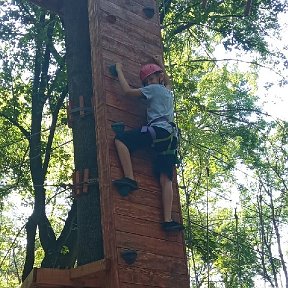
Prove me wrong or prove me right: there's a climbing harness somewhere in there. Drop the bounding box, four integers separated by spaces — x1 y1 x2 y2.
140 117 179 157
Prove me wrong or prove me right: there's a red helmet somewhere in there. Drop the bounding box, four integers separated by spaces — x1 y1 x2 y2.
139 64 163 82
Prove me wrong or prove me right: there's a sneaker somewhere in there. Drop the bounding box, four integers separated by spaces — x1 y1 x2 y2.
161 220 185 232
113 177 138 196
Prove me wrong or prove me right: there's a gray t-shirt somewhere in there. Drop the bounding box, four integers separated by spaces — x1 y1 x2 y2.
140 84 174 133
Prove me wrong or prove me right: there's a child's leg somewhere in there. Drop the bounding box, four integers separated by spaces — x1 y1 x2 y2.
160 173 173 222
115 139 134 180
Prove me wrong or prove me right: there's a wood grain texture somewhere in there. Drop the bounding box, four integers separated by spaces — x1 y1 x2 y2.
89 1 120 287
119 266 190 288
90 0 189 287
115 214 182 242
116 231 185 259
100 0 160 35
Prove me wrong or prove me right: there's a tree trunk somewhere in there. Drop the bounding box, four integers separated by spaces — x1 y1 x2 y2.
62 0 104 265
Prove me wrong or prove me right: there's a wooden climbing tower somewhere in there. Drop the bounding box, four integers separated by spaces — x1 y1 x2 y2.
21 0 189 287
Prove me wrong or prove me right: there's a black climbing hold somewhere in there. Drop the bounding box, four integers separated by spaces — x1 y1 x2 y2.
106 14 117 24
109 64 118 77
121 249 137 265
143 7 155 19
112 177 138 197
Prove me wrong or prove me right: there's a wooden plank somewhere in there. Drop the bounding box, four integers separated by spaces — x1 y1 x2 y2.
104 76 140 99
106 105 145 128
33 268 72 286
101 14 162 56
20 268 36 288
104 0 157 20
100 0 160 36
105 90 146 118
70 259 110 280
106 92 146 119
109 148 179 192
102 52 141 86
116 231 185 259
20 267 107 288
101 17 162 55
101 34 157 66
117 248 188 275
113 185 180 212
111 166 161 194
119 266 190 288
115 214 182 242
114 198 163 222
109 149 154 177
111 166 179 201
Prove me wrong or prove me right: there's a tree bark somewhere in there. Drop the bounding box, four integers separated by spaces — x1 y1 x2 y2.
24 0 104 276
61 0 103 264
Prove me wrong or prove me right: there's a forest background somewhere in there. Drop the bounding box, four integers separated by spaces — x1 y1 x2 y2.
0 0 287 287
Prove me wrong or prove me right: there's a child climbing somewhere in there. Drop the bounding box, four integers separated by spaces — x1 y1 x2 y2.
112 55 184 232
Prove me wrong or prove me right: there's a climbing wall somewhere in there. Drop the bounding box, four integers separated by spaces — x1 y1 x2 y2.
88 0 189 288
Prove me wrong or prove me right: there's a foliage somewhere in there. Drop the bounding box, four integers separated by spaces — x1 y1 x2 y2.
158 1 288 287
0 0 287 287
0 0 74 285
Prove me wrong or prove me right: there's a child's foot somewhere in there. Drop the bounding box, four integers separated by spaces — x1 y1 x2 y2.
113 177 138 196
161 220 185 232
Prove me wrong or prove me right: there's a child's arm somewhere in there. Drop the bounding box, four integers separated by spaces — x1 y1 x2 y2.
152 55 172 90
115 63 143 98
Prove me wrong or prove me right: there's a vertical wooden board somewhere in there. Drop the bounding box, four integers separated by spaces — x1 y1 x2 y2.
88 1 120 288
89 0 189 286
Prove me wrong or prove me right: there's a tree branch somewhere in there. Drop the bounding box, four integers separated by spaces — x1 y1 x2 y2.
41 201 78 269
43 86 68 176
244 0 253 16
0 112 30 139
22 217 37 281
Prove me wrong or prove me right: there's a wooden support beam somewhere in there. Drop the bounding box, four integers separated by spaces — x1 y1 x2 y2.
70 259 111 280
20 259 110 288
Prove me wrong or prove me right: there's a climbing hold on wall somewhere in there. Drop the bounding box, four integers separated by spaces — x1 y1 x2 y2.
143 7 155 19
113 177 138 197
121 249 138 265
106 14 117 24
